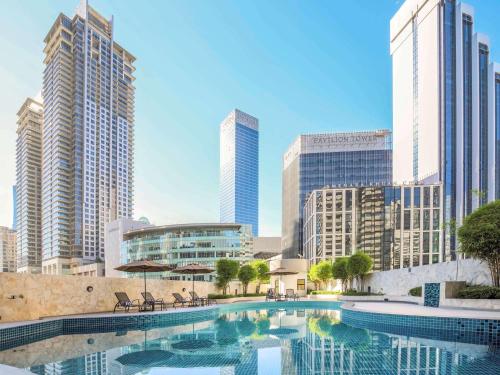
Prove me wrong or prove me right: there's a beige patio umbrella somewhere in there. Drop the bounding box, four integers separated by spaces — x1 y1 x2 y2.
115 260 173 299
266 267 298 295
171 263 214 300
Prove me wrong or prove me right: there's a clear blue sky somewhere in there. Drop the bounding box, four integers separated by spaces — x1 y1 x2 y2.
0 0 499 235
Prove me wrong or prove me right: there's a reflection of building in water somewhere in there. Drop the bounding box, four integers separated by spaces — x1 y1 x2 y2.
28 352 106 375
297 327 483 375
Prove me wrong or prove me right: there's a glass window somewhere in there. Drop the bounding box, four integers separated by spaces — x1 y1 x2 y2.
413 210 420 229
297 279 305 291
345 190 352 211
432 209 440 230
423 232 430 253
404 210 411 230
413 187 421 207
423 210 430 230
432 186 440 207
404 187 411 208
424 187 430 207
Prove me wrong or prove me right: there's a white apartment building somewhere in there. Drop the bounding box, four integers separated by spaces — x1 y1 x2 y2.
41 1 135 274
15 98 43 274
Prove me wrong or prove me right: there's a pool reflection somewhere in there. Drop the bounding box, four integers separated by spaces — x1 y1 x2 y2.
0 308 497 374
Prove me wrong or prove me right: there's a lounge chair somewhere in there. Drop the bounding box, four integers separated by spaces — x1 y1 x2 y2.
265 288 277 301
142 292 166 311
172 292 192 308
189 291 217 306
114 292 141 313
286 289 299 301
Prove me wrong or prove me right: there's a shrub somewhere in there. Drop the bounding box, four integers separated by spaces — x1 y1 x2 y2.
409 286 422 297
341 290 376 296
309 290 341 295
456 285 500 299
458 200 500 287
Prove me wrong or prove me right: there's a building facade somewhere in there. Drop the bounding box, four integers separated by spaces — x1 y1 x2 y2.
282 130 392 259
303 183 442 271
121 223 253 281
104 217 152 278
220 109 259 236
12 185 17 231
0 227 17 273
391 0 499 260
41 2 135 274
15 98 43 274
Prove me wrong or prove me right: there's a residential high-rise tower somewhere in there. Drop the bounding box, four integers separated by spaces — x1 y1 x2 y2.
16 98 43 274
220 109 259 236
41 1 135 274
282 130 392 259
0 227 17 273
391 0 499 260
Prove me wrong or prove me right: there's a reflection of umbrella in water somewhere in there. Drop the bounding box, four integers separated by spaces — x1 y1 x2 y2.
172 263 214 302
264 309 298 337
116 349 174 367
116 328 175 367
171 322 214 351
115 260 173 300
266 267 298 295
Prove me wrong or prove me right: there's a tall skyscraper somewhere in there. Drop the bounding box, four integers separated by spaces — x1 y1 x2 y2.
391 0 499 260
0 226 17 273
41 1 135 274
16 98 43 274
12 185 17 230
220 109 259 236
282 130 392 259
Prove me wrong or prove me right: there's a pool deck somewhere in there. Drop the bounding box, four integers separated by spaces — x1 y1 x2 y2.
342 301 500 320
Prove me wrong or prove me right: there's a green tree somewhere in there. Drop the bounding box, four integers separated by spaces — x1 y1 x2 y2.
316 260 333 289
308 264 320 290
238 264 257 295
215 259 240 295
458 200 500 287
331 257 350 292
347 252 373 291
250 260 270 293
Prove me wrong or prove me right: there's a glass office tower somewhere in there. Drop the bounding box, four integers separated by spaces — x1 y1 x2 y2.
42 2 135 274
121 223 253 281
220 109 259 236
391 0 499 260
282 130 392 259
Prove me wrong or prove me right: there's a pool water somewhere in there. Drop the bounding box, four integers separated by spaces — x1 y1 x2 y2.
1 304 499 374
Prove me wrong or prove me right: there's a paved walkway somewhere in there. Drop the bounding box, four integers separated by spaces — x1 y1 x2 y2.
343 301 500 320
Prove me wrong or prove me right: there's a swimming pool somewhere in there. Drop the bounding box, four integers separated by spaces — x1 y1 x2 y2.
0 301 499 374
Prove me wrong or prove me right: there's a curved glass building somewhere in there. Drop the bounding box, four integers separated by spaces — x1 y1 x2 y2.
120 223 253 281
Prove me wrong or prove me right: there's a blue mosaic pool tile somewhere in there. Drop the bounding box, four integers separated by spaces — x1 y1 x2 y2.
341 307 500 345
424 282 440 307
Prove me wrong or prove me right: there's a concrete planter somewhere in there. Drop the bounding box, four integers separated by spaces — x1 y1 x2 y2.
442 298 500 310
307 294 340 300
214 296 266 304
339 295 421 304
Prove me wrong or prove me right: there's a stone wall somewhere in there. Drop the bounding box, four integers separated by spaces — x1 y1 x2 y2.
361 259 491 296
0 273 221 323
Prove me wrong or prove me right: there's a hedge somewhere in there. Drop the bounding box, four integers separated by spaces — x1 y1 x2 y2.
207 293 266 299
456 286 500 299
409 286 422 297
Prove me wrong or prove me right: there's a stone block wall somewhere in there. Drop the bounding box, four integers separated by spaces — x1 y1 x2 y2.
361 259 491 296
0 273 219 322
